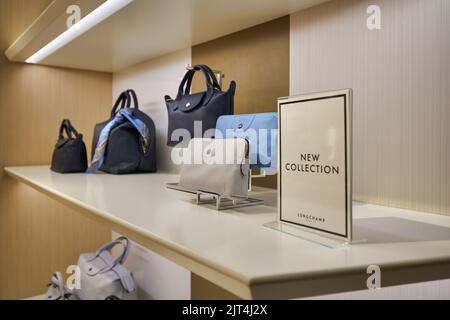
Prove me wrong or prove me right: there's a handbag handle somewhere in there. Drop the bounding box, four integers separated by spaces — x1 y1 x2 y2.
126 89 139 109
200 64 221 87
184 65 236 105
176 65 219 103
110 91 131 117
95 236 130 267
58 119 79 140
110 90 139 117
240 139 250 176
183 65 221 95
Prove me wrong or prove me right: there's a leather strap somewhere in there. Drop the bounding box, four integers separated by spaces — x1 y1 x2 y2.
184 65 221 95
240 139 250 176
111 263 136 293
180 70 195 95
126 89 139 109
176 65 220 104
94 236 130 267
176 70 207 98
58 119 78 140
110 91 131 117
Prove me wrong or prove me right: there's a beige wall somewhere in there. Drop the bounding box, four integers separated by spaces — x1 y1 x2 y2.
290 0 450 215
0 0 112 299
192 16 290 189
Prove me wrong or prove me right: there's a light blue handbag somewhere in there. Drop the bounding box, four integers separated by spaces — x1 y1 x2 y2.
215 112 278 171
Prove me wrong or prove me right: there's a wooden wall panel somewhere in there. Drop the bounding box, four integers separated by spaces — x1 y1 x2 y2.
192 16 290 189
290 0 450 215
0 0 112 299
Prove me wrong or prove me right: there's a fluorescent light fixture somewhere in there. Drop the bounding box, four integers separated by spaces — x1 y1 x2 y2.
26 0 133 64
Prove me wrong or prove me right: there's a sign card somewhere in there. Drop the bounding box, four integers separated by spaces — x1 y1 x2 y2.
278 89 352 242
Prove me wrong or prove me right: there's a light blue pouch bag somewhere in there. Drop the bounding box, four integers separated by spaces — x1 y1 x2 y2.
215 112 278 172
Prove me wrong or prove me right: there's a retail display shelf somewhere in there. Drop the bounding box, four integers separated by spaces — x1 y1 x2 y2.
5 165 450 299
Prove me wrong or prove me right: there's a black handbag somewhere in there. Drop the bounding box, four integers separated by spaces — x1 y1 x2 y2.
93 89 157 174
91 91 131 159
165 64 236 147
51 119 88 173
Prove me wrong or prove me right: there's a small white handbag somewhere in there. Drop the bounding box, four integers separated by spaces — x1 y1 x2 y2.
178 138 250 198
73 236 137 300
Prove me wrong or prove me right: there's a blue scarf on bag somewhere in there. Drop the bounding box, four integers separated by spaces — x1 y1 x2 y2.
87 109 150 173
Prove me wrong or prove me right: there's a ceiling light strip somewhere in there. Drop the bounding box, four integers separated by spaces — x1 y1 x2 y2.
26 0 133 64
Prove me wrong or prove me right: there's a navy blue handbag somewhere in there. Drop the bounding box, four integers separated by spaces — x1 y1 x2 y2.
92 90 157 174
215 112 278 171
51 119 88 173
165 64 236 147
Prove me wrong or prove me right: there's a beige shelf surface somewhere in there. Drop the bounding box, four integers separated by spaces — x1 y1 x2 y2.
5 166 450 299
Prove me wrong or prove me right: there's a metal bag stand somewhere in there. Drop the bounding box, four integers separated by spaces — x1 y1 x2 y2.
166 183 264 211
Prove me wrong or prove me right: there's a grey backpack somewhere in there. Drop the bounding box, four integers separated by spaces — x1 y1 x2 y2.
73 236 137 300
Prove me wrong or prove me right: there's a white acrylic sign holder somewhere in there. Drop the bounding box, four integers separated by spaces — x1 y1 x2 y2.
264 89 362 249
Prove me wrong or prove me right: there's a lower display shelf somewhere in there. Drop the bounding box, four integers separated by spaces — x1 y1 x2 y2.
4 165 450 299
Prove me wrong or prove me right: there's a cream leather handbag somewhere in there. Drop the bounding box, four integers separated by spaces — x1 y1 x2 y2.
179 138 250 198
